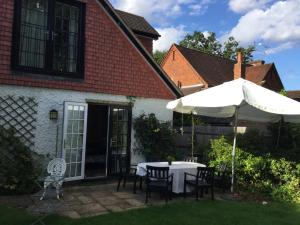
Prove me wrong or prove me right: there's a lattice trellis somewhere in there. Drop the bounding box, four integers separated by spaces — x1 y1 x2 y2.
0 95 38 149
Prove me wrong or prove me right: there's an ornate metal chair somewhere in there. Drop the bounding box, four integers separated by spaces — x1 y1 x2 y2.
40 158 66 200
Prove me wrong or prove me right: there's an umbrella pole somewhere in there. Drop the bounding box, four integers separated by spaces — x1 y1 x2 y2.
231 107 239 193
192 114 194 158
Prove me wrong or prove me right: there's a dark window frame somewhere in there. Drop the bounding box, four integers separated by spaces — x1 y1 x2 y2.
11 0 86 79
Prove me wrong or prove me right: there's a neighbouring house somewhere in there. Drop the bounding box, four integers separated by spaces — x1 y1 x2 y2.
287 91 300 102
162 44 284 95
0 0 181 181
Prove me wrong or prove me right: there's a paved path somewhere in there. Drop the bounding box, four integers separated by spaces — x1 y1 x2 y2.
1 181 217 219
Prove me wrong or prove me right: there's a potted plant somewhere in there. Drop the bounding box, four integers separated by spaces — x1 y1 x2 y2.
167 156 175 165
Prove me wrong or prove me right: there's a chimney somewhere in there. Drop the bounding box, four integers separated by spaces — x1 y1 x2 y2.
248 60 265 66
234 51 245 79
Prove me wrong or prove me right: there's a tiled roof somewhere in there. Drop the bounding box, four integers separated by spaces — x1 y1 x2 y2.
245 64 273 84
115 10 160 39
287 91 300 100
175 44 272 87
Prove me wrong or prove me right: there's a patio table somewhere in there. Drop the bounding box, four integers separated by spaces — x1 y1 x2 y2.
136 161 206 194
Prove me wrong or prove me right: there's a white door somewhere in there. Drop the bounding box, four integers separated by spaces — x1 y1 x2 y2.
62 102 88 181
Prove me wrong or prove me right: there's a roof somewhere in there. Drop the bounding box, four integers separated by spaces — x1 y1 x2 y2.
245 64 273 84
174 44 274 87
115 10 160 40
175 45 234 86
97 0 182 98
287 91 300 100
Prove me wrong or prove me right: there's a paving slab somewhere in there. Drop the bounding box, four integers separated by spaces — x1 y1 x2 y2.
60 210 81 219
75 203 107 216
125 198 145 207
77 195 95 204
96 196 123 206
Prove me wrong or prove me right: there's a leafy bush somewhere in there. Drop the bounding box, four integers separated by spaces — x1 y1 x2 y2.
270 159 300 203
133 113 176 161
0 126 41 194
207 135 300 203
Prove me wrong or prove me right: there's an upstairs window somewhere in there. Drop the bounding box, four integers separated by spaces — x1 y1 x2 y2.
12 0 85 78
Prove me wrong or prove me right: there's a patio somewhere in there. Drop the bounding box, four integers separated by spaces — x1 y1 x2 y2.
0 180 216 219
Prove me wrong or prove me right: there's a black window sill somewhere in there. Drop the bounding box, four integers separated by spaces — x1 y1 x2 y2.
11 69 85 83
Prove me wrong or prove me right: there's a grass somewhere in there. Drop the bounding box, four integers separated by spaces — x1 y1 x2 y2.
1 200 300 225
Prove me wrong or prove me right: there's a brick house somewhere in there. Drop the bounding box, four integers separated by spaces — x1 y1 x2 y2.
162 44 284 95
0 0 181 181
287 91 300 102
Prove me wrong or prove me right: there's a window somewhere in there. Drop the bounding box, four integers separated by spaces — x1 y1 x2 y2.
12 0 85 78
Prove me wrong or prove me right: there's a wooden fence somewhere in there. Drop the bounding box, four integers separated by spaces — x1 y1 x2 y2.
174 125 247 156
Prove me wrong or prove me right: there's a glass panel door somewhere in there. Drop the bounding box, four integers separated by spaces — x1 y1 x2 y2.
109 107 131 175
63 102 88 181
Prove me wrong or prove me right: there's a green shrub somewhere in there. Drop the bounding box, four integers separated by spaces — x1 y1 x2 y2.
0 127 41 194
133 113 176 161
270 158 300 203
207 135 300 203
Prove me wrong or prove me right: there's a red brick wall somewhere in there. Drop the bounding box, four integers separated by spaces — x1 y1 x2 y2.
0 0 175 100
136 35 153 54
162 45 207 87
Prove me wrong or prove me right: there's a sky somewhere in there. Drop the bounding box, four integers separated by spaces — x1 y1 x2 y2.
110 0 300 91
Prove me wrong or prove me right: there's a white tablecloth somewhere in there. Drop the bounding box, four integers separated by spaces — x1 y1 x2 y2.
136 161 206 194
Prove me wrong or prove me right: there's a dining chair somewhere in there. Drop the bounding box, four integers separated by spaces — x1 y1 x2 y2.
184 167 215 200
184 156 198 163
214 163 230 192
116 155 142 194
145 165 173 203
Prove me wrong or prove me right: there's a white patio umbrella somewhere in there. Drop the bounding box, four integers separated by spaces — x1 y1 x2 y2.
167 78 300 192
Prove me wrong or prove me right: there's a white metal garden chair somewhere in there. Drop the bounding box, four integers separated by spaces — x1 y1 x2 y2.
40 158 66 200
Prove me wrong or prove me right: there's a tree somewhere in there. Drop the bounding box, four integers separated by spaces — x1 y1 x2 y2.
179 31 255 63
153 50 167 65
179 31 222 56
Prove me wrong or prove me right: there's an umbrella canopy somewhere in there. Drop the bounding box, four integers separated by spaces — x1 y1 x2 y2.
167 78 300 193
167 78 300 123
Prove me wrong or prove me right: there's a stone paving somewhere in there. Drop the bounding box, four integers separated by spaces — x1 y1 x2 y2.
0 181 217 219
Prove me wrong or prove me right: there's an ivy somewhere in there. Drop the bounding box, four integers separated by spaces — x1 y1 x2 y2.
133 113 176 161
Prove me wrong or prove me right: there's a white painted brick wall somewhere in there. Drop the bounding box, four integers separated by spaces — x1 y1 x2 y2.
0 84 173 165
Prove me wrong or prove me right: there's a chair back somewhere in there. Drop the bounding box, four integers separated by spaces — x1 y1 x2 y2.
196 167 214 183
146 165 169 180
184 156 198 163
47 158 66 177
219 163 227 172
116 155 129 174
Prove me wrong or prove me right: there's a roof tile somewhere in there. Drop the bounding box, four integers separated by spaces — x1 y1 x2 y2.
175 44 272 86
116 10 160 39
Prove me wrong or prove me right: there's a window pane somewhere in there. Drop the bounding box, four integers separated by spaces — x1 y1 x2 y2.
19 0 48 68
53 2 79 73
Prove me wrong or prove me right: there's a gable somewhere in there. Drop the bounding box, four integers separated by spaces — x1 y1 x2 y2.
0 0 179 100
173 45 234 87
263 65 284 92
163 45 284 93
162 45 208 87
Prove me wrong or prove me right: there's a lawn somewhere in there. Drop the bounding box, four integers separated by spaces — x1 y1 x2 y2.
1 200 300 225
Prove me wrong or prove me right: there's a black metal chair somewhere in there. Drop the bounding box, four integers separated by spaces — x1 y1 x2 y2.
184 156 198 163
214 163 230 192
184 167 215 200
116 156 141 194
145 165 173 203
